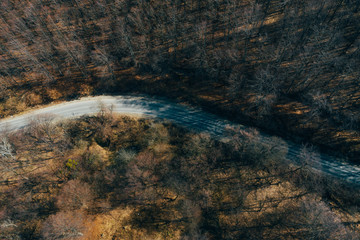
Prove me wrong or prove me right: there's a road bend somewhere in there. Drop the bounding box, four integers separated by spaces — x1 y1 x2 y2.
0 95 359 186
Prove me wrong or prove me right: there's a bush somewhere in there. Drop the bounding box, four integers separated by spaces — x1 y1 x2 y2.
56 180 94 211
79 143 108 173
41 211 85 240
113 148 137 171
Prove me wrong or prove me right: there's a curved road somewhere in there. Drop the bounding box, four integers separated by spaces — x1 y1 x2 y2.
0 95 359 186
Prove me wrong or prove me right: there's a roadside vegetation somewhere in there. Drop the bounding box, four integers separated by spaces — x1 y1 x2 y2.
0 0 359 162
1 111 359 239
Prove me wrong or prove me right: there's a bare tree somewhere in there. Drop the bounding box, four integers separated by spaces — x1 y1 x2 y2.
0 136 18 180
0 14 55 84
125 151 161 204
241 2 263 62
293 200 359 239
249 65 279 117
92 46 116 88
56 179 94 211
41 211 85 240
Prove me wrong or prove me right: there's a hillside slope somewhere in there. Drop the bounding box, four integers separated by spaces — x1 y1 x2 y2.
1 115 359 239
0 0 359 161
1 95 360 186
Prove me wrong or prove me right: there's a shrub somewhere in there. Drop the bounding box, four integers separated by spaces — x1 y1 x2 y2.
113 148 137 171
56 180 94 211
80 143 108 173
41 211 85 240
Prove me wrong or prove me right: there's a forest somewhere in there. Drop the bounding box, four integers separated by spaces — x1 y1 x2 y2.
1 0 360 239
1 113 359 239
0 0 359 162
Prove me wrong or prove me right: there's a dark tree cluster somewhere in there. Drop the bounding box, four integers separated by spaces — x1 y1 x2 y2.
0 1 359 157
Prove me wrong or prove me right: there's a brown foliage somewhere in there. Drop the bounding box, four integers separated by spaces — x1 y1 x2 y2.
125 152 161 203
41 211 85 240
1 115 359 239
56 180 94 211
0 0 359 159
